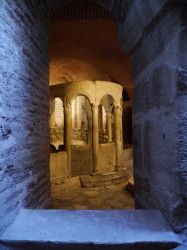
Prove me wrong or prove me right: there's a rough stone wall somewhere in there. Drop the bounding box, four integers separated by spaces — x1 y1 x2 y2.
0 0 51 233
115 0 187 232
0 0 186 235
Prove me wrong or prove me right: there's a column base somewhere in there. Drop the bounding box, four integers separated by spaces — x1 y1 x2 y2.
92 170 102 176
115 166 124 172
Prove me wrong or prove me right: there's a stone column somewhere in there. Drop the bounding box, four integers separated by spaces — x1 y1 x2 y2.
120 107 123 153
114 106 122 171
91 104 100 174
88 115 92 145
50 100 56 127
106 111 112 142
98 104 103 130
64 104 72 176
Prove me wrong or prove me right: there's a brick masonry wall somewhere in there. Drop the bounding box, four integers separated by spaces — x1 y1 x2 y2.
0 0 186 235
115 0 187 232
0 0 52 233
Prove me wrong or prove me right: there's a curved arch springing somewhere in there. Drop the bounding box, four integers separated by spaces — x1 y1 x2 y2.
100 94 114 112
68 91 92 106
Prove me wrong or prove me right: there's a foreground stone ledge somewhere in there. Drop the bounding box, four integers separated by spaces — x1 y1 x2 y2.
0 209 181 249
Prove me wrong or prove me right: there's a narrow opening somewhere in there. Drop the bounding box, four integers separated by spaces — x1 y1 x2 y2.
49 0 134 210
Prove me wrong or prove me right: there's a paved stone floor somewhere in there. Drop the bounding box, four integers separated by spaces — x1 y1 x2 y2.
52 182 135 210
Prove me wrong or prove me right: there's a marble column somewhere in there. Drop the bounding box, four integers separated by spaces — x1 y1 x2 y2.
106 111 112 142
114 106 122 171
91 104 100 174
64 104 72 176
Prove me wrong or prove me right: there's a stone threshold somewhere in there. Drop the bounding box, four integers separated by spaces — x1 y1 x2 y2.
0 209 181 249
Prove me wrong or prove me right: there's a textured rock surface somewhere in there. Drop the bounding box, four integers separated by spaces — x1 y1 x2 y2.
50 152 69 179
115 0 187 232
0 0 186 236
0 209 181 249
0 0 51 234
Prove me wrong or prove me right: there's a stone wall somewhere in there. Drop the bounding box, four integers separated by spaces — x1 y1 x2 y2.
0 0 51 233
50 152 68 179
99 143 116 173
0 0 186 235
115 0 187 232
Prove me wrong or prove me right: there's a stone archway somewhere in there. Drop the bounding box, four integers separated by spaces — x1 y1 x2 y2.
0 0 186 235
48 0 187 232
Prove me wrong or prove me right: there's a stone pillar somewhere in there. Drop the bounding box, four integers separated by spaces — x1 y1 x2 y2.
50 100 56 127
114 106 123 171
120 107 123 153
98 104 103 130
64 104 72 176
88 115 92 145
91 104 100 174
106 111 112 142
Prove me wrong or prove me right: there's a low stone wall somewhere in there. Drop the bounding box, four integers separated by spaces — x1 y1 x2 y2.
123 145 133 178
99 143 116 173
50 152 69 180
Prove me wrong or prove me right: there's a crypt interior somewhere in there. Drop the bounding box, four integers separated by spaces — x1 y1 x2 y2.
48 0 135 210
0 0 186 249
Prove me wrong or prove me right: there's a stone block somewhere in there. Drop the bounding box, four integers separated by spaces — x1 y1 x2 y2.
132 16 183 80
133 65 178 113
123 146 133 161
80 175 95 188
117 0 168 53
142 115 178 175
132 123 143 171
0 209 181 248
51 176 81 195
99 142 116 172
50 152 69 179
134 172 150 196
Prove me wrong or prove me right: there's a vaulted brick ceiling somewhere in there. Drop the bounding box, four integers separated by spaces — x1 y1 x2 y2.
49 0 133 99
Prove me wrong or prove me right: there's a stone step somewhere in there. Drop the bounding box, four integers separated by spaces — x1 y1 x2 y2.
51 176 81 194
0 209 181 250
80 171 128 187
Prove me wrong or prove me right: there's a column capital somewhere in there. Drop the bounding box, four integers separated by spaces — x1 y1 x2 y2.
113 105 120 114
64 104 71 113
91 103 99 112
106 110 112 117
114 105 123 115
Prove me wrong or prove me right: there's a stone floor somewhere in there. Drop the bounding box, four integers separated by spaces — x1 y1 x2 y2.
51 182 135 210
